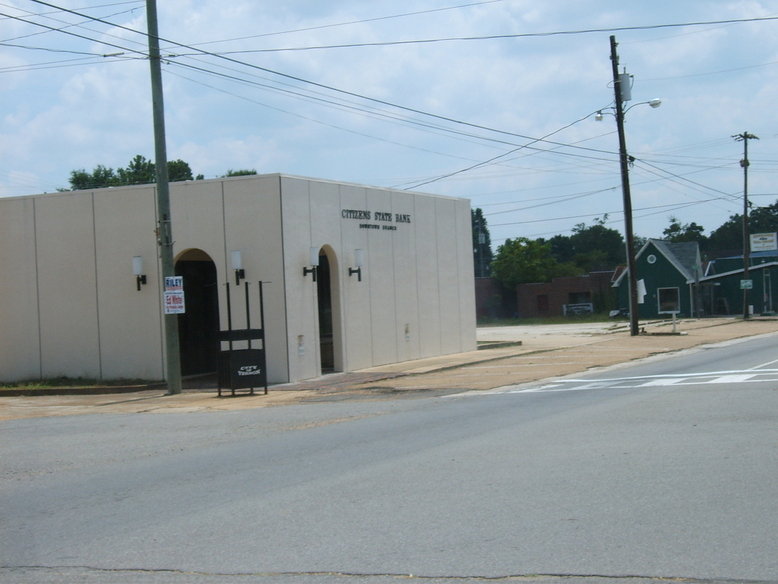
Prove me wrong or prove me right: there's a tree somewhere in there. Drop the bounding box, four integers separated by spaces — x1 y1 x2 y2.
67 164 119 190
168 159 194 182
116 155 155 185
569 216 624 271
546 233 576 265
663 215 706 244
633 234 648 251
65 155 193 190
707 201 778 257
491 237 577 288
471 208 493 277
544 217 625 273
222 169 258 177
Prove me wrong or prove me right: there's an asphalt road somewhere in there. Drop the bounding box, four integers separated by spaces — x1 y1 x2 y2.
2 334 777 584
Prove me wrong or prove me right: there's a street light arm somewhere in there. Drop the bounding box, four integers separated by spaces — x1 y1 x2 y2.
623 98 663 115
595 98 662 121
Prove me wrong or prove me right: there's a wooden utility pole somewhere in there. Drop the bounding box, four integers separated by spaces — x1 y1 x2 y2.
146 0 182 394
733 131 759 320
610 35 640 336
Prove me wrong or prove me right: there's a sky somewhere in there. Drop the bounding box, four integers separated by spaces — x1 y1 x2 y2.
2 0 778 248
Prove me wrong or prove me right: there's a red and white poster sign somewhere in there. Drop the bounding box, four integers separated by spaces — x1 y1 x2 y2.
163 276 186 314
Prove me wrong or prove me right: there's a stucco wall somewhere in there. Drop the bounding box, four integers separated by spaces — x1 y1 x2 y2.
0 187 165 381
0 197 43 380
279 176 475 380
0 174 475 384
170 175 289 384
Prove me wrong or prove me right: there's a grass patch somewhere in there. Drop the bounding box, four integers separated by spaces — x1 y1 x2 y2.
0 377 156 390
478 313 620 327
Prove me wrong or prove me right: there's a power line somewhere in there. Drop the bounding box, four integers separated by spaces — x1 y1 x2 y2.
0 41 101 56
3 5 625 187
0 8 146 57
19 2 544 148
14 0 777 240
183 15 778 54
398 107 613 190
489 198 723 228
164 67 496 165
167 61 628 181
0 2 143 46
21 0 776 189
180 1 506 49
167 57 535 151
487 185 620 216
17 0 638 192
0 54 127 73
474 154 747 225
636 159 741 201
14 0 683 163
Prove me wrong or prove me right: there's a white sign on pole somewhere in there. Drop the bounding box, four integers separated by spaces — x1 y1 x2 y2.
637 278 646 304
750 233 778 252
163 276 185 314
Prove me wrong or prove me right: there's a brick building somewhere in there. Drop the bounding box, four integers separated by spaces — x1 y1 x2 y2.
515 271 616 318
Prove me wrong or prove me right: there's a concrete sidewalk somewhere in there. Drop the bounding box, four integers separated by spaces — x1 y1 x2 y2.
2 317 777 420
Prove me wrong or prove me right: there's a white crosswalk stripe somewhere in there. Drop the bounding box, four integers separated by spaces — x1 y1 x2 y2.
707 374 757 384
640 377 685 386
485 369 778 395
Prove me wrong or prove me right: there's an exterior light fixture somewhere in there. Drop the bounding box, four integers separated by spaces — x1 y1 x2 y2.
231 250 245 286
132 256 147 291
303 246 319 281
595 98 661 122
349 248 365 282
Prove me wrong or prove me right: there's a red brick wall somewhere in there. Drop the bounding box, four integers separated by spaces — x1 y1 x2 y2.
515 271 615 318
475 278 503 319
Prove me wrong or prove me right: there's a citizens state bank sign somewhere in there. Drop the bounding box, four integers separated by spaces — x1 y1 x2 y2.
341 208 412 231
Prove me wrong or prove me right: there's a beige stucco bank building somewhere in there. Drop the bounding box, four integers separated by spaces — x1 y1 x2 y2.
0 174 476 385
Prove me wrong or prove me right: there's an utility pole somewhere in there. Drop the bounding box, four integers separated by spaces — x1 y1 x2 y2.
733 131 758 320
477 225 485 277
146 0 182 394
610 35 640 336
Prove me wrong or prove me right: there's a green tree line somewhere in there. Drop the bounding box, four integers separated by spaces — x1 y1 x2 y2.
474 204 778 289
63 155 257 190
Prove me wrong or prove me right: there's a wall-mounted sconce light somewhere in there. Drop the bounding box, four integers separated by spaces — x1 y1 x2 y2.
349 248 364 282
303 246 319 281
231 250 245 286
132 256 147 291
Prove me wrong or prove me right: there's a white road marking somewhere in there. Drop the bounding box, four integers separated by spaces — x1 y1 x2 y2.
749 357 778 370
474 369 778 396
640 378 685 386
708 374 756 384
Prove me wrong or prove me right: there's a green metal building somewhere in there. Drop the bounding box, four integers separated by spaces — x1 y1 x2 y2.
700 252 778 315
613 239 702 319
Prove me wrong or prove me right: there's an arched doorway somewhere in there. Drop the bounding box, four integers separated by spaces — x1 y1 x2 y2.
315 246 344 374
175 249 219 376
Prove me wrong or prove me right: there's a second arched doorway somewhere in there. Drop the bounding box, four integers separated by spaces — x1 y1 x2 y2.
316 247 342 374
